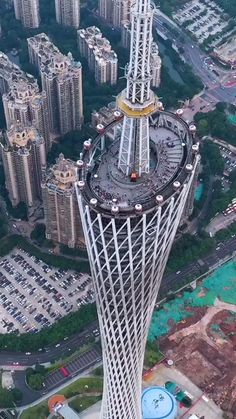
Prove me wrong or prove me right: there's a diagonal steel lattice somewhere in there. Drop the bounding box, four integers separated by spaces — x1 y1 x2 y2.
76 163 198 418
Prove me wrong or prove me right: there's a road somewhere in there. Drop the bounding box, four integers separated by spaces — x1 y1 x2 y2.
0 321 99 367
15 360 103 409
43 347 101 391
153 11 236 105
13 347 102 406
160 236 236 298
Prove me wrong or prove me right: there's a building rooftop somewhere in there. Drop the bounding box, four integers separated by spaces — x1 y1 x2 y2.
27 33 82 77
78 26 117 63
0 52 38 93
1 123 44 152
43 154 77 195
142 387 178 419
55 404 81 419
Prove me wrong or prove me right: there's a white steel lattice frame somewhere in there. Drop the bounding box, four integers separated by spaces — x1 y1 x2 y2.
118 0 153 177
118 116 150 176
127 0 153 103
76 161 198 419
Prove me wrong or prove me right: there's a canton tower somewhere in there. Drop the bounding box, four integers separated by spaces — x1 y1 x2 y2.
76 0 200 416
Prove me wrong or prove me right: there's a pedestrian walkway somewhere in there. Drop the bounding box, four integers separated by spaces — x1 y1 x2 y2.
79 401 101 418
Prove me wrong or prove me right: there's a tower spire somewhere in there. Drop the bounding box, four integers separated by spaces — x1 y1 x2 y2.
118 0 157 176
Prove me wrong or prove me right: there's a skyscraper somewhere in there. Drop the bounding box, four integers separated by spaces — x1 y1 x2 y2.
28 33 84 135
3 80 51 152
76 0 200 417
98 0 133 28
42 154 84 248
0 53 51 151
78 27 118 85
55 0 80 29
13 0 40 28
113 0 133 27
150 42 162 88
0 123 46 208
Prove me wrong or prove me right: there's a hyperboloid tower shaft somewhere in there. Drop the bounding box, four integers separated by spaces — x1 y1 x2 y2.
76 0 199 417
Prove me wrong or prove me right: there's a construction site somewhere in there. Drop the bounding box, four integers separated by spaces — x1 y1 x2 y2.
148 260 236 418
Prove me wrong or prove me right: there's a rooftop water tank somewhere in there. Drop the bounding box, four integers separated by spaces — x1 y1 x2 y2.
142 387 178 419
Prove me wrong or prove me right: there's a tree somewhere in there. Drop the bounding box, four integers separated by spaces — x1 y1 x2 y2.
201 141 224 176
11 388 23 403
28 373 44 390
198 119 209 137
93 366 104 376
229 169 236 183
0 388 14 408
34 363 45 375
30 223 46 245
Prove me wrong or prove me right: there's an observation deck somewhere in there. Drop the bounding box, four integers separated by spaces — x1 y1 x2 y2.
77 110 199 218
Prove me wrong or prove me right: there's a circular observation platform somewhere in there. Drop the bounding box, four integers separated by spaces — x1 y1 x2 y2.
77 110 199 218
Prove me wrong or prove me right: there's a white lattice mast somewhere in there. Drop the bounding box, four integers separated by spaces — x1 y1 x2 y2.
118 0 157 177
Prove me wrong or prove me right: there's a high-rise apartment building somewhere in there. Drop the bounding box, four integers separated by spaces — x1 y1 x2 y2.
55 0 80 28
91 102 121 140
99 0 133 27
98 0 112 23
121 20 131 48
0 53 51 151
3 81 51 152
78 27 118 85
27 33 60 71
27 33 84 135
0 52 33 95
76 0 200 417
13 0 40 28
0 123 46 207
42 154 84 248
120 24 162 87
113 0 133 27
151 42 162 88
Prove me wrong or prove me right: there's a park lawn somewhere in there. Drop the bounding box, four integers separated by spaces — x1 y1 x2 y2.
144 347 165 368
69 395 102 413
20 377 103 419
20 401 49 419
62 377 103 398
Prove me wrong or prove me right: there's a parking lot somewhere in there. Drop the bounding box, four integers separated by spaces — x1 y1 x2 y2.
173 0 230 48
220 146 236 178
43 346 102 391
0 248 94 334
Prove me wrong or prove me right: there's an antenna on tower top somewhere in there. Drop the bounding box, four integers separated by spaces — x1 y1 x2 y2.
117 0 158 177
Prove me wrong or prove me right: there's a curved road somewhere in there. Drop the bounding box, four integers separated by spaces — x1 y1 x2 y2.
0 321 98 367
154 12 236 104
